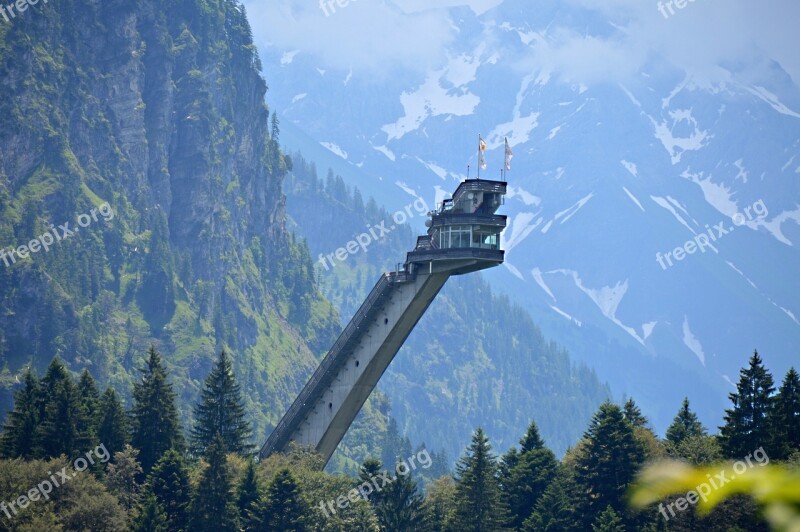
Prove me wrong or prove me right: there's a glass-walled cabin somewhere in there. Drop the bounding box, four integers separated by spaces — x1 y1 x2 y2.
429 179 506 252
437 224 500 250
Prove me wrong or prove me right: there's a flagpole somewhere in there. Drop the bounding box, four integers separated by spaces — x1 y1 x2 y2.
477 134 481 179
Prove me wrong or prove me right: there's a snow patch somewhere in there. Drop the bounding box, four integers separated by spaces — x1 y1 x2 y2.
554 194 594 225
745 86 800 119
619 85 641 107
394 181 418 197
487 73 540 148
504 212 541 252
552 270 643 344
320 142 348 160
758 207 800 246
381 54 483 142
726 261 758 290
651 195 695 234
373 145 396 162
291 93 307 104
621 160 638 177
681 170 738 220
622 187 645 212
503 262 525 280
415 158 448 180
649 109 711 164
550 306 582 327
507 186 541 206
280 50 300 65
682 317 706 366
734 159 748 183
531 268 555 301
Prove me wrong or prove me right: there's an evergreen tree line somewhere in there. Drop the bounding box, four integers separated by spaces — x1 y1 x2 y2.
424 350 799 532
0 349 797 531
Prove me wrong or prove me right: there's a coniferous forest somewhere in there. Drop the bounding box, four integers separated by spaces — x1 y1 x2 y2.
0 349 797 530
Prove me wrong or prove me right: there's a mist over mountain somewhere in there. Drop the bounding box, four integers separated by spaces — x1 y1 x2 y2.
245 0 800 433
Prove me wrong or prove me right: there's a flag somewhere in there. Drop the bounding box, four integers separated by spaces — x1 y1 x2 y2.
504 137 513 171
479 135 487 170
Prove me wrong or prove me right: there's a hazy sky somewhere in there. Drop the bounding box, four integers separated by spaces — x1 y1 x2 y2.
243 0 800 88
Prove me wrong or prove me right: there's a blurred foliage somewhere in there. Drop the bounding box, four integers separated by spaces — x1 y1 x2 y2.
630 460 800 531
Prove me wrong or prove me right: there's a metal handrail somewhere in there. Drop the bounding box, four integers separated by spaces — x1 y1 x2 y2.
452 180 507 203
430 213 507 227
406 247 505 265
259 268 414 459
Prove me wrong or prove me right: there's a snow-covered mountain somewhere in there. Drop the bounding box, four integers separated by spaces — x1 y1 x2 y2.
244 0 800 432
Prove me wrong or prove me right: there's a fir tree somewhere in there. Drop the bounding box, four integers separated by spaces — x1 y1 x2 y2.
0 369 42 459
77 369 101 427
133 493 168 532
719 351 775 458
421 475 456 532
77 369 101 450
148 448 191 532
359 458 384 505
36 358 94 459
105 444 143 511
131 346 185 473
592 505 626 532
501 422 559 529
374 462 425 531
237 460 262 531
453 428 509 531
622 398 648 429
523 468 582 532
672 434 723 465
574 402 645 528
261 468 309 531
666 397 706 446
382 418 412 469
190 350 253 456
97 387 129 458
772 367 800 459
189 434 239 531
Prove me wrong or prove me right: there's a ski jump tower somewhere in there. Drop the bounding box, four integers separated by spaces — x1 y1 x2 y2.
260 178 507 465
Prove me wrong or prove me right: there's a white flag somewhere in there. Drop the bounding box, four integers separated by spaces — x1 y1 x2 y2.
504 137 513 171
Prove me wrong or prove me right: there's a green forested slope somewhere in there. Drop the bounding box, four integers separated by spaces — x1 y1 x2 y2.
0 0 340 440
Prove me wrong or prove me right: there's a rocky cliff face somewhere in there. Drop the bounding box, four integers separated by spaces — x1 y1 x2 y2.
0 0 339 435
